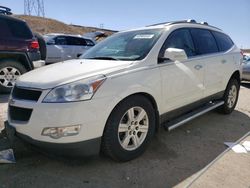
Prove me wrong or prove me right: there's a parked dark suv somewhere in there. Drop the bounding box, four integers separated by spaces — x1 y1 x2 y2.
0 7 45 93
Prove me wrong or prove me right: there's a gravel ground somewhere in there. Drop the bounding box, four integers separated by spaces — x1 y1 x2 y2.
0 84 250 188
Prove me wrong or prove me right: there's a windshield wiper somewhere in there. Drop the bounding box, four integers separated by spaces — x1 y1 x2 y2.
87 56 119 60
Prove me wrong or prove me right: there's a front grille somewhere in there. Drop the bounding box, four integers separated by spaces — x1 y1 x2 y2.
9 106 33 122
12 86 42 101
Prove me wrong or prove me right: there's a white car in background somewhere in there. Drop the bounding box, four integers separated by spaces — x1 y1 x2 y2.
44 33 95 64
242 54 250 81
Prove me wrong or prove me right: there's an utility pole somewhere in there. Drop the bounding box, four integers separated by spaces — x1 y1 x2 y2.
24 0 45 17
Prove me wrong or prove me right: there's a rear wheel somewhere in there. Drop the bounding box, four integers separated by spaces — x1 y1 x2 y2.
0 60 27 93
218 78 240 114
102 95 156 161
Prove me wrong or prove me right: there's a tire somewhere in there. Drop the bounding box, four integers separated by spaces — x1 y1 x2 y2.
0 60 27 93
102 95 156 162
217 78 240 114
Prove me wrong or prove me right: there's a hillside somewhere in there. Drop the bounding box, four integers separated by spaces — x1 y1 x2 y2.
242 49 250 53
14 15 116 37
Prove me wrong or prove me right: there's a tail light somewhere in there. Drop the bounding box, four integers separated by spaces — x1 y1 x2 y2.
29 40 39 50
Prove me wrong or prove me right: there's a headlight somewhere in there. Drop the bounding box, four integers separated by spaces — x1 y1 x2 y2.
43 75 106 103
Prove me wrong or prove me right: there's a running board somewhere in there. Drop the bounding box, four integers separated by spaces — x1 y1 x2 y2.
164 101 224 131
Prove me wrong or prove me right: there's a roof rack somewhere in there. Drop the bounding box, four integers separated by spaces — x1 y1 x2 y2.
0 6 12 15
200 21 208 25
147 19 197 27
146 19 221 30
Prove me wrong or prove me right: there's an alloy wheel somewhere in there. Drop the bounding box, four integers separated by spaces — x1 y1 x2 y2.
0 67 21 88
227 84 237 108
118 107 149 151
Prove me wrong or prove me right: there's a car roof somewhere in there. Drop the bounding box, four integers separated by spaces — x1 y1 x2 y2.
44 33 94 40
0 14 26 23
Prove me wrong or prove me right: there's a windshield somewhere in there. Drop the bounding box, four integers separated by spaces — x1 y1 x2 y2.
81 29 163 61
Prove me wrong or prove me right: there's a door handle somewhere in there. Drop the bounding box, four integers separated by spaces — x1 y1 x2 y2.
194 64 203 70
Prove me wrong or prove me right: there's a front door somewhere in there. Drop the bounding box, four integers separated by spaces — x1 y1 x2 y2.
158 28 205 113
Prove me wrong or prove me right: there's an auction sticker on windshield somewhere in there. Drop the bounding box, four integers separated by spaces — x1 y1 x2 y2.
133 34 155 39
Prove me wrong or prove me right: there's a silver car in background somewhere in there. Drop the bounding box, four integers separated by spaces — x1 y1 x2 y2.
242 55 250 81
44 33 96 64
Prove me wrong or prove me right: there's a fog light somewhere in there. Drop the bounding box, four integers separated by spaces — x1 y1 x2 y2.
41 125 81 139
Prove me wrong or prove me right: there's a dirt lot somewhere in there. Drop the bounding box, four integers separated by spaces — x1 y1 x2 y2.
0 84 250 188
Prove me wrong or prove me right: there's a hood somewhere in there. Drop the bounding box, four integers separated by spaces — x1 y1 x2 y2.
16 59 133 89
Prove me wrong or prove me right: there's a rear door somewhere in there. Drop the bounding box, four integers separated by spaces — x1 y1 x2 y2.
46 36 73 63
66 36 89 58
190 29 222 97
211 31 236 89
159 28 205 112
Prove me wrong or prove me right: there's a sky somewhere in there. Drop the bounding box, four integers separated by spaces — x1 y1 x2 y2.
1 0 250 48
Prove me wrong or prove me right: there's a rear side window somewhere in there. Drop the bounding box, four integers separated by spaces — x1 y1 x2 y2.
85 39 95 46
55 36 67 45
66 37 87 46
159 29 196 59
212 31 234 52
8 20 33 39
0 19 11 38
190 29 218 55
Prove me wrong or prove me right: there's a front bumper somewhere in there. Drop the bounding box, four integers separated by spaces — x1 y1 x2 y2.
8 93 111 143
5 121 101 157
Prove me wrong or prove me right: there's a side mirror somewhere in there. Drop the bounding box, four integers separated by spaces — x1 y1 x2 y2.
164 48 188 62
46 40 55 45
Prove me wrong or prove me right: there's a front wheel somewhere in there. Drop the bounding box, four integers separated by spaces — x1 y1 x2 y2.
218 78 240 114
102 95 156 162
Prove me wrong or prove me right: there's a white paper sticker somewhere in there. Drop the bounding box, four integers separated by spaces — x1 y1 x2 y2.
134 34 154 39
242 141 250 152
232 144 248 153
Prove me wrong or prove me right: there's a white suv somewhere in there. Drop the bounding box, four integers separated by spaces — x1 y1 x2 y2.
6 20 242 161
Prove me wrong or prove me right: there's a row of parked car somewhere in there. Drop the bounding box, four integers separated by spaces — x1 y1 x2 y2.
0 7 96 93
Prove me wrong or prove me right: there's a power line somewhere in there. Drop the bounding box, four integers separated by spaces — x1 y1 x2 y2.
24 0 45 17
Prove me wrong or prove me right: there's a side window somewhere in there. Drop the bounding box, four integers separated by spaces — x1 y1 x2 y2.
190 29 218 55
0 19 11 38
8 21 32 39
66 37 87 46
55 36 67 45
85 39 95 46
212 31 234 52
159 29 196 60
78 38 87 46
